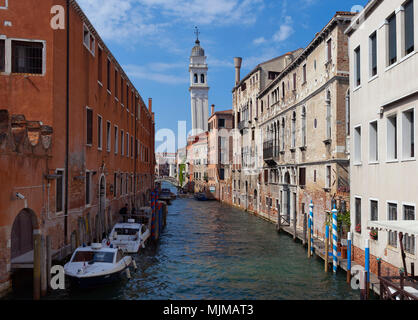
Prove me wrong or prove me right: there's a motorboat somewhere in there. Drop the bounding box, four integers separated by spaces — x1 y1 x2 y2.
64 243 135 288
194 192 209 201
103 219 150 253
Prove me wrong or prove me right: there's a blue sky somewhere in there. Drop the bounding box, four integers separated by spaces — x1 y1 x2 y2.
77 0 367 151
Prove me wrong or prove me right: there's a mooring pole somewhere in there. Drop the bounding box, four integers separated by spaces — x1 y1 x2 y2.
307 214 311 258
377 258 382 299
365 238 370 296
309 201 314 257
293 209 297 241
347 232 352 283
325 223 329 272
46 236 51 291
40 236 47 297
332 205 338 273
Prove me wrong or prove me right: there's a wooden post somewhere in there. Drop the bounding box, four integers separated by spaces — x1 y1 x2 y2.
277 211 281 233
377 258 382 299
398 232 408 275
46 236 52 291
302 212 307 246
400 271 405 301
33 231 41 300
293 210 297 241
325 224 329 272
307 220 311 258
411 262 415 279
40 236 47 297
360 270 367 300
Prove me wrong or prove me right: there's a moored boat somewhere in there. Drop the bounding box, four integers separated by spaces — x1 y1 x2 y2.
103 219 150 253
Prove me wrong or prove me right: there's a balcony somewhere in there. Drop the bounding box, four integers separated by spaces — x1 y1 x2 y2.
263 140 279 165
238 120 249 131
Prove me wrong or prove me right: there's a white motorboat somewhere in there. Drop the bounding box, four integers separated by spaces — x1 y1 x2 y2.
103 219 151 253
64 243 134 288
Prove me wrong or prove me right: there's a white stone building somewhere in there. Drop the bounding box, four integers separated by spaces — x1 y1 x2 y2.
346 0 418 274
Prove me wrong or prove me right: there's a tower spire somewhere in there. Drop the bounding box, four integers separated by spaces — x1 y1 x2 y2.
194 26 200 44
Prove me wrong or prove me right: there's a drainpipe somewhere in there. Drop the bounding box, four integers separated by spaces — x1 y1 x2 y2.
64 0 70 245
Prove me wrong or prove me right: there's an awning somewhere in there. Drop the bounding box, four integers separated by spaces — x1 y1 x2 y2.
367 220 418 236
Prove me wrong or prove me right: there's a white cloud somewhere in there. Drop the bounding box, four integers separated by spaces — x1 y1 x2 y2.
253 37 267 45
272 16 294 42
124 63 189 85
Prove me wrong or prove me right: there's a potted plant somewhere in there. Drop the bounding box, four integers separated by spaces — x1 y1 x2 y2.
355 224 361 233
370 229 378 240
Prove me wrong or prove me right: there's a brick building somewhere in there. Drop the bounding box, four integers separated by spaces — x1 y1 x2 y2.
258 12 354 239
0 0 155 296
207 106 233 202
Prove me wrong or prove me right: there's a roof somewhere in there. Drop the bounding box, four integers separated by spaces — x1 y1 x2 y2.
209 109 233 120
258 11 356 98
191 39 205 57
368 220 418 236
232 49 303 91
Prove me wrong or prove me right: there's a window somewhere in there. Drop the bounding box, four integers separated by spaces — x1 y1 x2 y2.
404 0 414 55
370 32 377 77
114 126 118 154
369 121 378 162
85 171 91 205
218 119 225 128
106 121 111 152
201 74 205 83
86 108 93 145
282 82 285 99
354 46 361 87
403 205 415 254
120 174 123 196
98 47 103 84
387 115 398 160
314 170 317 183
281 119 285 150
327 39 332 62
388 13 397 65
121 130 124 156
114 173 117 197
326 165 331 189
126 85 129 110
130 136 133 158
370 200 378 221
194 73 198 83
293 73 297 91
354 126 362 164
56 170 64 213
0 39 4 72
107 58 111 91
120 78 124 105
326 91 331 140
302 107 306 146
115 69 119 100
299 168 306 186
402 109 415 159
97 116 102 150
302 64 307 83
83 25 95 55
126 133 129 158
291 112 296 148
355 198 361 233
0 0 8 9
388 203 398 247
12 40 43 74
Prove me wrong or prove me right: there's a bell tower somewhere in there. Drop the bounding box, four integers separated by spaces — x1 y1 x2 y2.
189 27 209 136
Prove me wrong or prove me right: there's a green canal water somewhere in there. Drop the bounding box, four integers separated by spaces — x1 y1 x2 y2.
6 182 359 300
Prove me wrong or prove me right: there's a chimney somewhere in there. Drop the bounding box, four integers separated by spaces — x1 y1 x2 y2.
211 104 215 116
234 57 242 86
148 98 152 113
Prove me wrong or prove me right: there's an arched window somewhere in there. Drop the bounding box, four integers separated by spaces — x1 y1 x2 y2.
302 106 307 147
326 90 331 140
201 74 205 83
291 111 296 148
281 118 285 150
194 73 198 83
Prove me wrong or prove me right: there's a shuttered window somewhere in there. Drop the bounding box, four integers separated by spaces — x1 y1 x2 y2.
388 14 397 65
0 39 4 72
355 198 362 233
405 0 414 55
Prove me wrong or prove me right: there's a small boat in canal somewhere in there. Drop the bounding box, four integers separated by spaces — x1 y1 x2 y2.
103 219 150 253
64 243 135 288
194 192 209 201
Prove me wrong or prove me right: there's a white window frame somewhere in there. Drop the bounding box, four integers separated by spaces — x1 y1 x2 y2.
386 113 399 162
401 107 415 161
126 132 129 158
7 38 47 76
114 125 119 154
0 0 8 9
325 165 331 189
121 129 124 156
369 119 379 163
82 23 95 56
369 30 378 79
369 198 379 221
106 120 111 152
354 46 361 89
387 201 399 248
97 115 103 151
55 168 65 215
354 125 362 165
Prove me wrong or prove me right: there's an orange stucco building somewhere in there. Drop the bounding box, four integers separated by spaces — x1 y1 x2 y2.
0 0 155 296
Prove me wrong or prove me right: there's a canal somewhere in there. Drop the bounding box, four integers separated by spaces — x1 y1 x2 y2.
6 182 359 300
